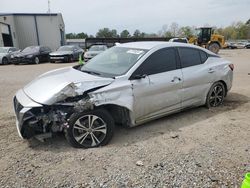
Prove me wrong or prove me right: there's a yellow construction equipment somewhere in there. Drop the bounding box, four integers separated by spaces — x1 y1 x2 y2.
188 27 226 54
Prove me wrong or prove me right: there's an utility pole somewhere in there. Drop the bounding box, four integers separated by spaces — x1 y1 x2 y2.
47 0 51 14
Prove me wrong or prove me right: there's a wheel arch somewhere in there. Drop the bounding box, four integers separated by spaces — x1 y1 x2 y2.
217 80 228 96
96 104 132 127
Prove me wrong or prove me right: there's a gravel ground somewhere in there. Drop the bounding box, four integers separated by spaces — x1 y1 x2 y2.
0 49 250 188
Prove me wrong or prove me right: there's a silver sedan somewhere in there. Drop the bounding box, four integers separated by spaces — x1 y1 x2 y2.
13 42 233 148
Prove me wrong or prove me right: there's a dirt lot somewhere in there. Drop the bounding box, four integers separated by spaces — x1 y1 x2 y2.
0 49 250 188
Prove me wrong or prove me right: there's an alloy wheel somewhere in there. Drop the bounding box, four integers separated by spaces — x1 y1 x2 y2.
72 115 107 147
209 85 224 107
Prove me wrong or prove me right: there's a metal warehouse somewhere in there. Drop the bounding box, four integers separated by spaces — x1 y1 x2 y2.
0 13 65 50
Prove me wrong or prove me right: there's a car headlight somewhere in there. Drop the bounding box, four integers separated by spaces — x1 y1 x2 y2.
26 55 34 58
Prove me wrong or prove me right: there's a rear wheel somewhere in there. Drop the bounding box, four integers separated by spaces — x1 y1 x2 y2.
65 109 114 148
208 43 220 54
206 82 225 108
2 57 8 65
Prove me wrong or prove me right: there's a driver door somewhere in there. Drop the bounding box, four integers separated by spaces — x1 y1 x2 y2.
130 47 183 123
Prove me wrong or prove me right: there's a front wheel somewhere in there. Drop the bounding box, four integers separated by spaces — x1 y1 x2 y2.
208 43 220 54
206 82 225 108
34 57 40 64
65 109 114 148
67 55 73 63
2 57 8 65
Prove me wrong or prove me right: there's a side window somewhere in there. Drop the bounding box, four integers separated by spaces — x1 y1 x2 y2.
133 48 177 76
178 48 202 68
200 50 208 63
40 47 45 52
45 47 51 52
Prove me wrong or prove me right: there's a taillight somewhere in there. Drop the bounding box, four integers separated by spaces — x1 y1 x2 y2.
229 64 234 71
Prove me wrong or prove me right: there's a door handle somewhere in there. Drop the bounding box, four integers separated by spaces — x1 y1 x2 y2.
171 76 182 82
208 68 215 73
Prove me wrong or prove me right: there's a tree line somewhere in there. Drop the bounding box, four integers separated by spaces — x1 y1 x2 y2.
66 19 250 40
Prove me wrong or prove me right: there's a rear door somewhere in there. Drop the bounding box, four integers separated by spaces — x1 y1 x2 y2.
130 47 183 123
178 47 214 107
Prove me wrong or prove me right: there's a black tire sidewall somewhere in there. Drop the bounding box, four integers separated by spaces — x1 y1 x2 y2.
208 43 220 54
34 57 39 64
206 82 225 108
65 109 114 148
3 57 8 64
68 55 73 63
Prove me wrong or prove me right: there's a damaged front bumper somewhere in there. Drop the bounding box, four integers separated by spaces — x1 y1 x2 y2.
13 88 95 140
13 89 71 139
13 89 44 139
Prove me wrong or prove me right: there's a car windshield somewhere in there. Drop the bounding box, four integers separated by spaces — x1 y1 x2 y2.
81 47 148 77
22 46 39 53
58 46 73 51
89 45 106 51
0 47 8 53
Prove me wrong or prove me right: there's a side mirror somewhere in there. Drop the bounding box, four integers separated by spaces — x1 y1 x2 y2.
131 74 147 80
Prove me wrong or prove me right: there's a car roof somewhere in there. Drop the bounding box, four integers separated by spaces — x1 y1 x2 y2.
119 41 204 50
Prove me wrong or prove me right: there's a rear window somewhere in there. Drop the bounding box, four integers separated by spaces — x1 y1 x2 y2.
178 48 202 68
200 50 208 63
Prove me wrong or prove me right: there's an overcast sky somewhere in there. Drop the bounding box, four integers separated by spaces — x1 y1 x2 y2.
1 0 249 35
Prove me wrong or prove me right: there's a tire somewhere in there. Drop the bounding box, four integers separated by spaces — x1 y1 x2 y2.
68 55 73 63
34 57 40 64
2 57 8 65
65 109 114 148
206 82 226 108
208 43 220 54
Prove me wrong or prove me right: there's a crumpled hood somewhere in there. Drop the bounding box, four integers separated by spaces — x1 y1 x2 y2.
14 51 38 57
50 51 72 56
23 67 114 105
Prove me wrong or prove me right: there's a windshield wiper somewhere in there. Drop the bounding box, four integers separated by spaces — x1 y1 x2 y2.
81 70 101 75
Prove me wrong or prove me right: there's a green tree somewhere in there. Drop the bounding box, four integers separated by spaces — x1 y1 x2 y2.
133 29 141 38
66 33 76 39
120 30 130 38
96 28 118 38
76 32 88 39
179 26 194 38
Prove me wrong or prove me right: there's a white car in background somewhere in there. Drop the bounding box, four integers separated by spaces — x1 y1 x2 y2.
13 42 233 148
83 44 108 62
169 38 189 43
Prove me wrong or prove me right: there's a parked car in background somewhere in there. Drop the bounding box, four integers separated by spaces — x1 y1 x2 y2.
12 46 51 65
225 42 237 49
13 42 233 148
84 44 108 62
49 45 84 63
245 42 250 49
169 38 188 43
0 47 19 64
234 42 246 49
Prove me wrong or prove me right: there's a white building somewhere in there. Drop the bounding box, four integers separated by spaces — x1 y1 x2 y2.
0 13 65 50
